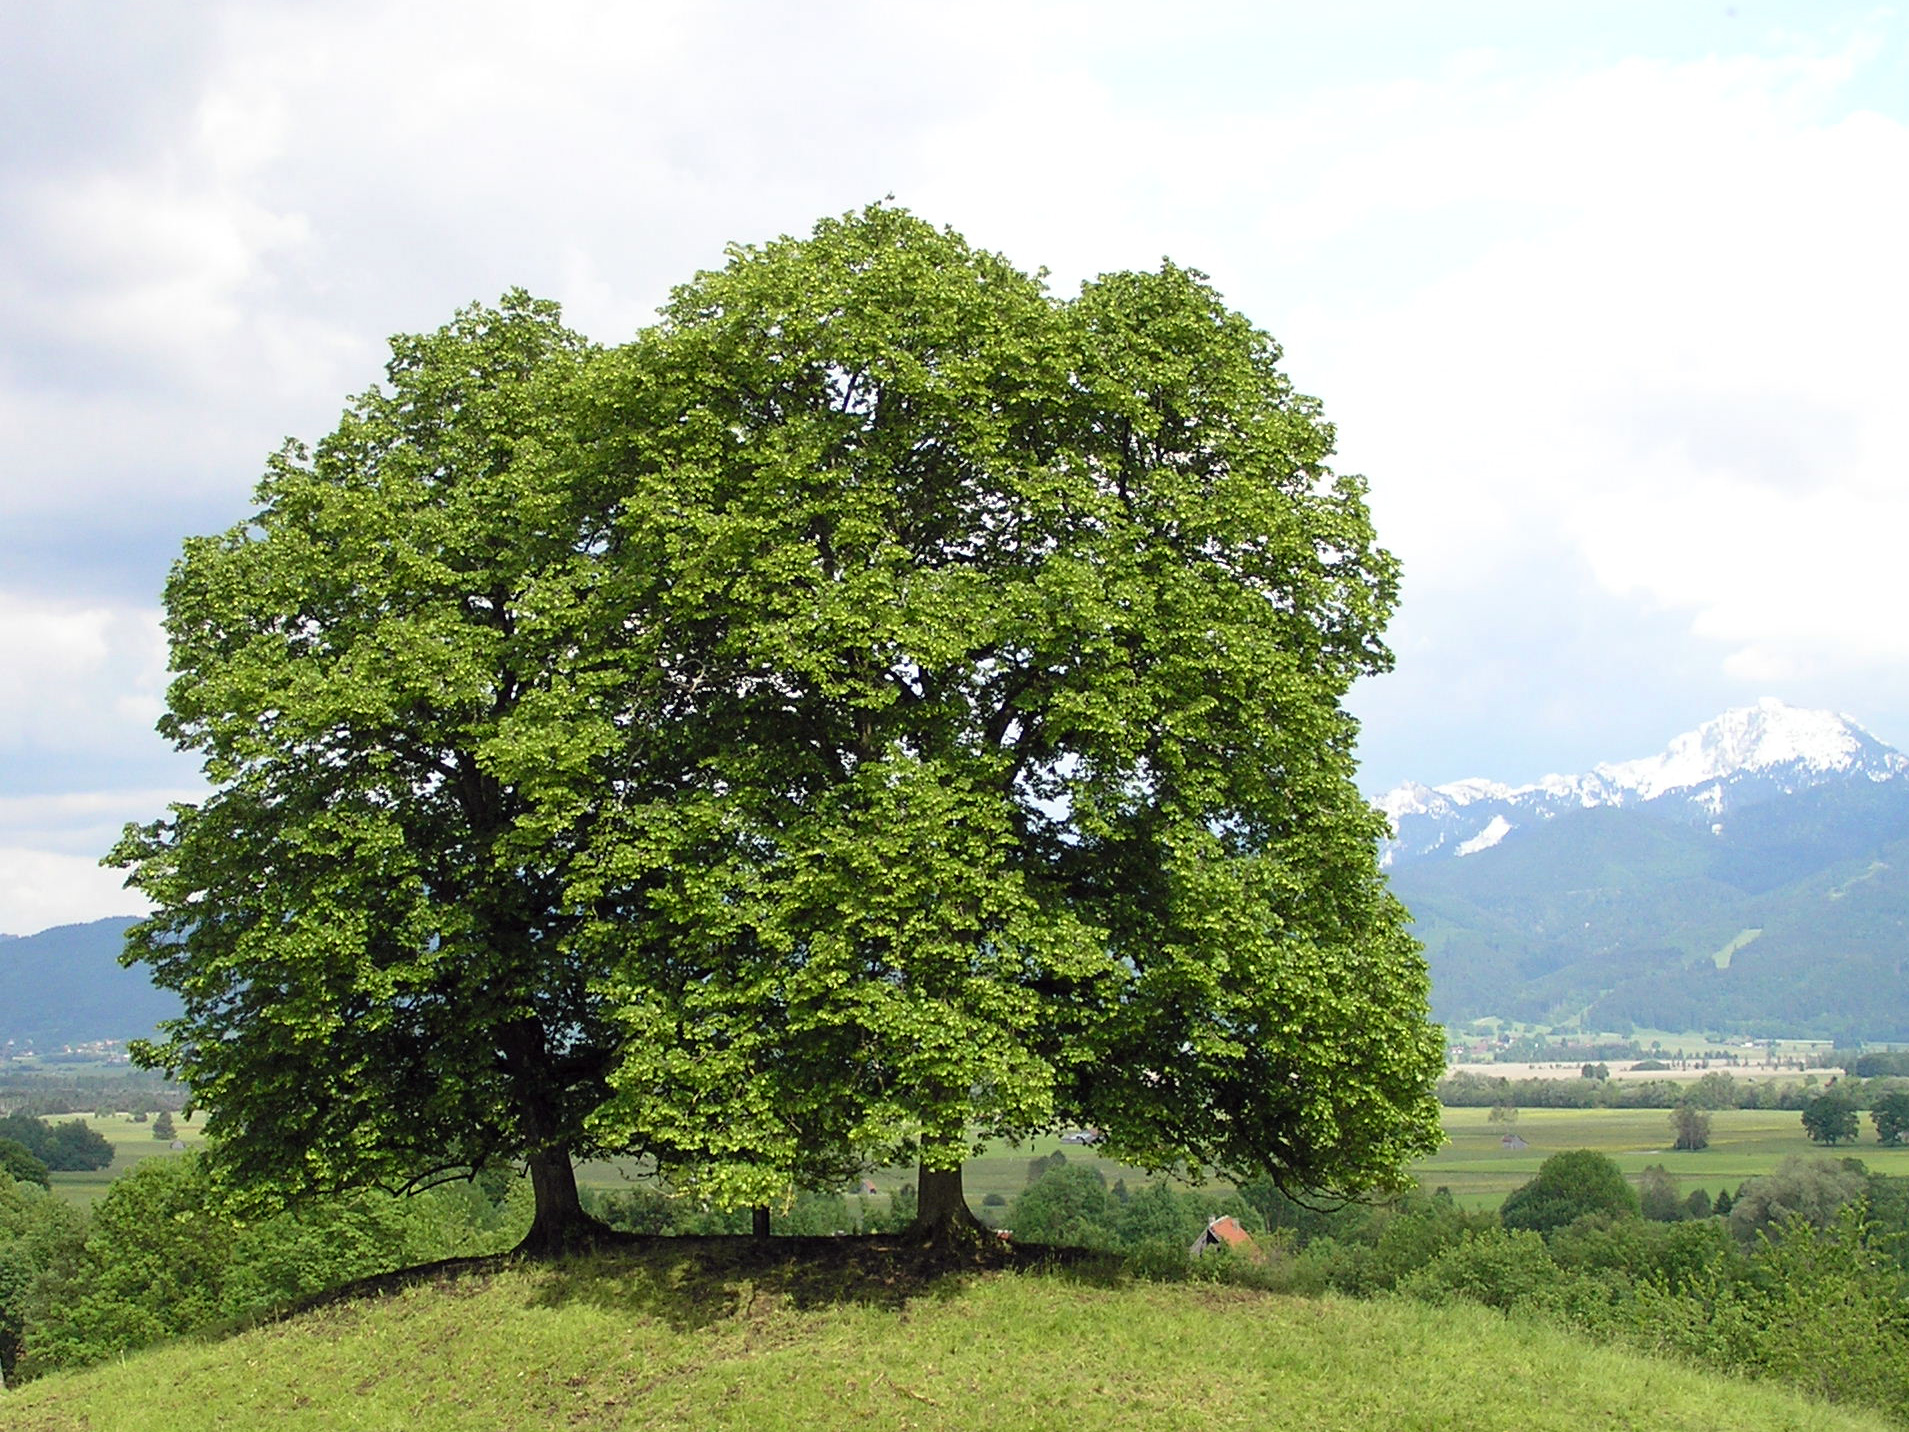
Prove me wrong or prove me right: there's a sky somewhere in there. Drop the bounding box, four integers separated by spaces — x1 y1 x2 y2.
3 1 1906 935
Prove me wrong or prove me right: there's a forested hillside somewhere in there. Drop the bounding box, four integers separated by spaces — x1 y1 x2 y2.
0 920 173 1051
1385 715 1909 1040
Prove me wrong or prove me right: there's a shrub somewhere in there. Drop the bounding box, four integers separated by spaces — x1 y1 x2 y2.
1638 1164 1683 1222
1399 1227 1556 1312
1500 1150 1640 1235
1728 1156 1867 1244
0 1141 49 1190
1008 1166 1115 1248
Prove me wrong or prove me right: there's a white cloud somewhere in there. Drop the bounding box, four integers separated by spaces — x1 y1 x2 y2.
0 788 202 859
0 593 171 755
1273 44 1909 693
4 0 1909 848
0 846 149 937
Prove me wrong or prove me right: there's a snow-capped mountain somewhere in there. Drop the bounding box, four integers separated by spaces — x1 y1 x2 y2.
1378 699 1909 869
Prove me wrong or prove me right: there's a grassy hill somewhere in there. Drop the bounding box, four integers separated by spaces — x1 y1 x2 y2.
1 1246 1893 1431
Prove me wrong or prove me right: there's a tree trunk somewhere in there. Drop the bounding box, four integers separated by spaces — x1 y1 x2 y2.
517 1142 602 1256
903 1140 988 1247
752 1204 772 1239
500 1017 609 1257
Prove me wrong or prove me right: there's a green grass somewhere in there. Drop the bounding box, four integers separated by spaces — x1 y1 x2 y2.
44 1112 208 1206
1 1249 1894 1431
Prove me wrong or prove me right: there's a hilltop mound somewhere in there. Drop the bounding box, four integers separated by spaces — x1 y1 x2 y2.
2 1246 1888 1431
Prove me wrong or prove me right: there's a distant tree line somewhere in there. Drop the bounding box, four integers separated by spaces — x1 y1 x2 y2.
0 1117 112 1173
0 1071 186 1121
1439 1068 1908 1115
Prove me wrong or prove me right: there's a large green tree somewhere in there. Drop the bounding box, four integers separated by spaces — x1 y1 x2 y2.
1802 1092 1860 1147
113 207 1444 1249
110 294 637 1253
1873 1090 1909 1146
580 204 1443 1236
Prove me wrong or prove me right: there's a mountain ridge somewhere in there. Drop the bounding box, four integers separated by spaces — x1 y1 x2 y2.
1379 698 1909 870
1380 701 1909 1040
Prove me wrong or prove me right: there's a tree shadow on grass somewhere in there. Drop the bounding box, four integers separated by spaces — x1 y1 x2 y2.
292 1234 1124 1335
524 1235 1126 1331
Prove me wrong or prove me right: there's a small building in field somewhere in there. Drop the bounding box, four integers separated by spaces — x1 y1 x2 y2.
1500 1132 1529 1151
1190 1215 1260 1260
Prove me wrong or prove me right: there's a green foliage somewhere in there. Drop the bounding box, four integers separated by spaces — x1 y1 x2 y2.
109 293 630 1245
1669 1101 1710 1150
1107 1180 1198 1248
17 1153 517 1378
1803 1091 1861 1145
1025 1150 1071 1186
867 1182 917 1235
1007 1165 1114 1247
0 1176 85 1385
1637 1164 1683 1222
575 203 1441 1209
1870 1089 1909 1145
1546 1215 1736 1297
1398 1226 1556 1311
1626 1204 1909 1417
1853 1051 1909 1078
0 1114 113 1171
1727 1155 1868 1244
583 1186 677 1235
0 1140 49 1189
151 1110 176 1140
1235 1175 1367 1244
1500 1149 1641 1235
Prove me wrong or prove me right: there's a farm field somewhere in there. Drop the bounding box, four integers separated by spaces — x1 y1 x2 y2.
42 1111 207 1205
1421 1105 1909 1209
51 1106 1909 1217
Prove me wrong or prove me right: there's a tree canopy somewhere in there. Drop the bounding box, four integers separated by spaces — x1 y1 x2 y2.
111 294 629 1251
115 204 1442 1245
577 205 1442 1229
1802 1092 1860 1147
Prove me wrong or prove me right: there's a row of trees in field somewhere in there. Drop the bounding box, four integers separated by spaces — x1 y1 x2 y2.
1439 1066 1905 1113
105 204 1444 1250
0 1117 113 1187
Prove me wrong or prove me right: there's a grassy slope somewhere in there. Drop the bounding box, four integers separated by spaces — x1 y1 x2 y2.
2 1249 1894 1432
